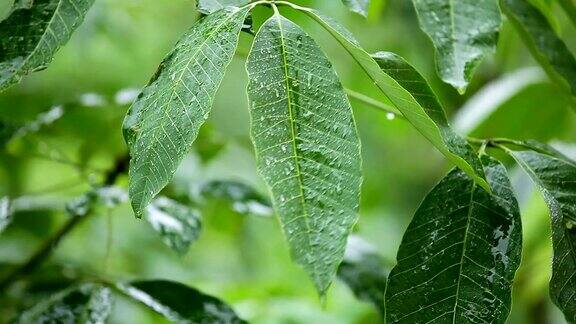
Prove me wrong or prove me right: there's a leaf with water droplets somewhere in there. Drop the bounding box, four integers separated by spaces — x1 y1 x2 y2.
145 197 202 255
123 6 250 218
117 280 245 323
196 0 249 15
246 12 362 295
501 0 576 106
0 197 12 234
386 156 522 323
341 0 370 17
194 180 273 217
16 283 112 323
506 149 576 322
0 0 95 92
283 5 490 192
411 0 501 92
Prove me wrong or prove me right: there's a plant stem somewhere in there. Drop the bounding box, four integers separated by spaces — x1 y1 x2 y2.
345 88 403 118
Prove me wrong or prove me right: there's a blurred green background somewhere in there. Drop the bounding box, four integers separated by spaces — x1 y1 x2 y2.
0 0 575 322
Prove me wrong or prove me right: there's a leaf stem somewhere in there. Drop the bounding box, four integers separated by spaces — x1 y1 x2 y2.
345 88 403 118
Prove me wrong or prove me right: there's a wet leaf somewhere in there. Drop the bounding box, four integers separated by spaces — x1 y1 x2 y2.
411 0 501 92
145 197 202 255
341 0 370 17
502 0 576 104
507 150 576 322
0 0 95 91
16 284 112 324
246 12 362 295
196 0 249 15
117 280 245 323
194 180 273 217
285 5 490 192
386 156 522 323
123 6 251 218
0 197 12 233
338 235 387 315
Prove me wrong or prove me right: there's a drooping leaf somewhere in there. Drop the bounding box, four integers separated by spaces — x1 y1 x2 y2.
0 197 12 233
0 0 95 91
16 284 112 323
501 0 576 104
386 156 522 323
246 12 362 295
123 6 251 217
338 235 387 315
280 3 490 192
117 280 245 323
341 0 370 17
193 180 272 217
507 150 576 322
196 0 249 15
411 0 501 91
145 197 202 255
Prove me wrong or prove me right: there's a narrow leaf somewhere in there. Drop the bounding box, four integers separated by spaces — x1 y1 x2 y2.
507 150 576 322
0 0 94 91
196 0 249 15
411 0 502 91
282 4 490 192
501 0 576 103
117 280 245 323
123 6 250 217
246 12 362 295
341 0 370 17
386 156 522 323
145 197 202 255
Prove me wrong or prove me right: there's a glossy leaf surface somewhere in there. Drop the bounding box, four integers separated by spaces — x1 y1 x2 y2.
123 6 250 217
386 156 522 323
246 12 362 295
196 0 249 15
341 0 370 17
0 0 94 91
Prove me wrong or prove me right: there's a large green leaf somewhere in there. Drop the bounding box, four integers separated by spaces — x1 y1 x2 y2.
386 156 522 323
341 0 370 17
411 0 501 92
501 0 576 104
196 0 249 15
246 12 362 295
277 2 490 192
117 280 245 323
123 6 251 217
0 0 94 91
507 150 576 322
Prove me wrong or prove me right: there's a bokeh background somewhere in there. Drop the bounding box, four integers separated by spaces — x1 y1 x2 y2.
0 0 575 322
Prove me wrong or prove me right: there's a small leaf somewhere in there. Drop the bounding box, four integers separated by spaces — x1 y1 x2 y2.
145 197 202 255
501 0 576 104
17 284 112 324
284 5 490 192
0 196 12 233
117 280 245 323
507 149 576 322
338 235 387 315
386 156 522 323
196 0 249 15
123 6 251 217
0 0 95 91
193 180 272 217
341 0 370 17
246 12 362 295
411 0 502 91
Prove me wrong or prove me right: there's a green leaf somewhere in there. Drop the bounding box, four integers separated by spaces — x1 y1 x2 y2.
246 12 362 295
117 280 245 323
501 0 576 104
194 180 272 217
145 197 202 255
279 4 490 192
0 0 95 91
411 0 502 92
123 6 251 217
196 0 249 15
17 284 112 323
338 235 387 315
506 150 576 322
341 0 370 17
386 156 522 323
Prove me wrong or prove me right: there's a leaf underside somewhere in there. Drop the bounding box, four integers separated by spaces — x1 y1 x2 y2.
341 0 370 17
386 156 522 323
246 13 362 295
0 0 94 92
509 150 576 322
412 0 501 92
123 6 250 217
